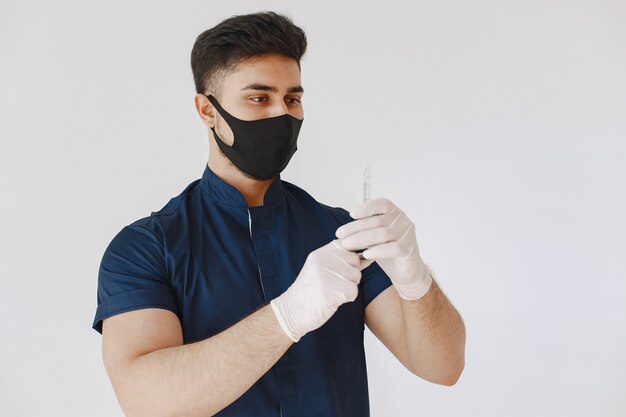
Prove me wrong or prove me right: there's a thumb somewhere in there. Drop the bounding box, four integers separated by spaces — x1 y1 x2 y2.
359 258 375 270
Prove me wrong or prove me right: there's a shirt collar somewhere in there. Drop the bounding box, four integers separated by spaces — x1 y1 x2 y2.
201 163 284 208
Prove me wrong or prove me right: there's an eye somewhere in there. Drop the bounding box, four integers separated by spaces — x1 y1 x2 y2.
251 96 267 103
286 97 302 105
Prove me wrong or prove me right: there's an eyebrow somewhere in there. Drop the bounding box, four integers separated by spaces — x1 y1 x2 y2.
240 83 304 93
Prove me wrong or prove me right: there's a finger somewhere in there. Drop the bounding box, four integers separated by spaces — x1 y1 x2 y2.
358 258 375 270
362 241 410 260
335 212 390 239
330 239 345 251
349 197 396 219
340 226 397 251
344 252 362 269
331 239 362 267
341 209 410 249
326 262 362 284
331 238 354 254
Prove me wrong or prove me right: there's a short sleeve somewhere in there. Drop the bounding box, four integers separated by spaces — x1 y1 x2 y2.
92 224 179 334
361 259 394 307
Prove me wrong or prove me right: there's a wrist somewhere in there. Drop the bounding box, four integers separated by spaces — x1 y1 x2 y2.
393 262 433 300
270 297 301 343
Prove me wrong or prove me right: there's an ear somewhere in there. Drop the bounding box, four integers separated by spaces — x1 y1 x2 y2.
194 94 216 129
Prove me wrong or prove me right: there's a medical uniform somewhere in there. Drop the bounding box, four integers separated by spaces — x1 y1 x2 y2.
92 163 393 416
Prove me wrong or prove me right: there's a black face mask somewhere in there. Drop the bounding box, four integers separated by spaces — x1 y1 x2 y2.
205 94 304 181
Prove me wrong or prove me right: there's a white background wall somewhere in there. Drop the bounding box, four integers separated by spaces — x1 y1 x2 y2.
1 1 625 416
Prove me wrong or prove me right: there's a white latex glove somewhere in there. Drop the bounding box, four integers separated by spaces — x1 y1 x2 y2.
335 198 433 301
270 239 373 343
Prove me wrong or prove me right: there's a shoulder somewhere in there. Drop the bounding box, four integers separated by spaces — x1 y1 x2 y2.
124 177 202 239
280 179 353 227
139 177 202 223
317 202 353 227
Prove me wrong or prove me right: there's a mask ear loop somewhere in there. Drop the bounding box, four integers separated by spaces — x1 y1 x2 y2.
204 94 239 151
205 94 240 126
205 94 269 125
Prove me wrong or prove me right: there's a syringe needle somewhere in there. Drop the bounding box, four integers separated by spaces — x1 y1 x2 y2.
363 163 370 202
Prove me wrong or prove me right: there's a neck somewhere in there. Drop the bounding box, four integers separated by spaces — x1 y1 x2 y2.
207 152 274 208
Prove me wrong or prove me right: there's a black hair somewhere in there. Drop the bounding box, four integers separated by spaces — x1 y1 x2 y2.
191 11 307 97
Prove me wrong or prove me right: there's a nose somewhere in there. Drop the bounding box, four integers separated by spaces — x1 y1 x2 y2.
268 101 290 118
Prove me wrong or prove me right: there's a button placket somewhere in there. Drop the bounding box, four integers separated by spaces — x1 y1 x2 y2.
248 206 298 416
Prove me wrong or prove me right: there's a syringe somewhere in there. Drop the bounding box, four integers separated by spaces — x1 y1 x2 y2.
357 163 371 258
363 163 370 202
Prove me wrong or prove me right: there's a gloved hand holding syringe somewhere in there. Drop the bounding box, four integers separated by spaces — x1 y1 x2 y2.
337 163 434 300
270 162 433 343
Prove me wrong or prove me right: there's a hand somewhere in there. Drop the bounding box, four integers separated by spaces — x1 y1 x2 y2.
335 198 432 300
270 239 372 343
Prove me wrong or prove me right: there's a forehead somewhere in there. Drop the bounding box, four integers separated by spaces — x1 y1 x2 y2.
221 53 302 88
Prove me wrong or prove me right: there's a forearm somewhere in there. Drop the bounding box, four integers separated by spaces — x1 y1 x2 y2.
400 277 466 385
119 303 293 417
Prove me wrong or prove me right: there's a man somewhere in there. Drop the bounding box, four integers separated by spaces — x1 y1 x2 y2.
92 11 465 417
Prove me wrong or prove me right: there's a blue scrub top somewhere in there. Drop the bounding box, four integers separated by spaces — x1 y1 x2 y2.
92 163 393 417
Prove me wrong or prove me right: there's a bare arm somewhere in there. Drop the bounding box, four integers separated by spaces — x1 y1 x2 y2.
401 277 466 385
102 304 293 417
364 278 465 385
